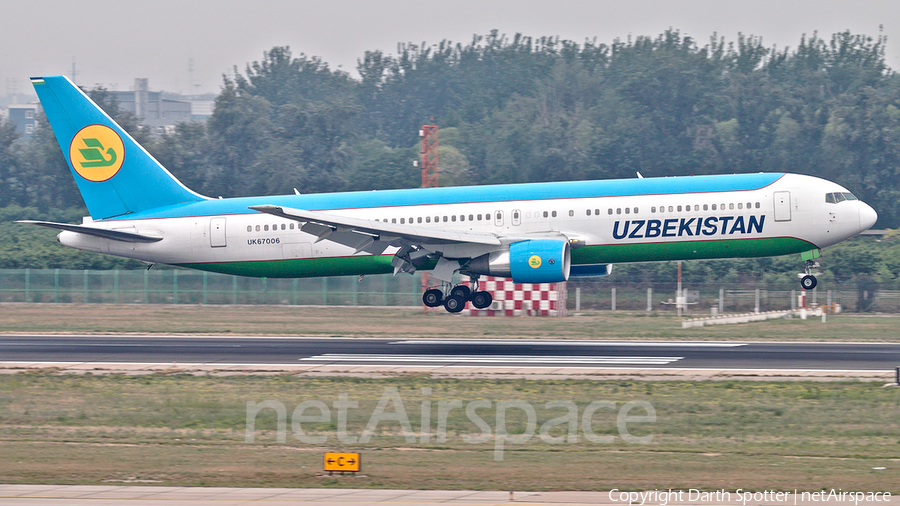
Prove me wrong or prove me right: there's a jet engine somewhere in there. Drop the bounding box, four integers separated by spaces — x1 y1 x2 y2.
466 239 571 283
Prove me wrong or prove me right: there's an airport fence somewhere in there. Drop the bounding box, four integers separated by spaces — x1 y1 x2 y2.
0 268 895 314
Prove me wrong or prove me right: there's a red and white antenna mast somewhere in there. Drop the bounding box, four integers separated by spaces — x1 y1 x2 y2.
420 124 439 312
420 125 438 188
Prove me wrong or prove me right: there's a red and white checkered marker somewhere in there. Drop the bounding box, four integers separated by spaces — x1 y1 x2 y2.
463 277 567 317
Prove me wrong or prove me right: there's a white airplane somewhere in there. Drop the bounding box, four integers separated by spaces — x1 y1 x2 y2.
21 76 877 312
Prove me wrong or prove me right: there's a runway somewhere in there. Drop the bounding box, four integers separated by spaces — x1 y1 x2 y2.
1 335 898 372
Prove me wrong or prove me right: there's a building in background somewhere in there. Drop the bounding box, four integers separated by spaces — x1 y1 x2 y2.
7 103 41 138
4 78 210 138
111 78 192 135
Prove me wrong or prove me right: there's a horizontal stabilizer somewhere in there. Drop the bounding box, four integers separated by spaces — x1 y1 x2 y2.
17 220 163 243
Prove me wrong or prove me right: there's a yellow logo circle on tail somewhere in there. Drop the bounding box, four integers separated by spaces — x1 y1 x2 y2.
528 255 542 269
69 125 125 182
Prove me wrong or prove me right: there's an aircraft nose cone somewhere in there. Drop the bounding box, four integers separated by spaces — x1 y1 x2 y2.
859 202 878 231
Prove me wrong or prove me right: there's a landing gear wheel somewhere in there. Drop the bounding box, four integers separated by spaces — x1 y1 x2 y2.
800 275 818 290
443 294 466 313
423 288 443 307
471 290 493 309
450 285 472 301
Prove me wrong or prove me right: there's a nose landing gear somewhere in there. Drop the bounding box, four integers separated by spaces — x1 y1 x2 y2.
800 259 819 290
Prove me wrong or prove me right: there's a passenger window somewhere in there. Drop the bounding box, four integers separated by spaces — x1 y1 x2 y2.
738 203 743 210
569 210 574 217
551 211 557 218
426 216 431 223
281 224 286 230
712 204 717 211
625 208 630 214
586 209 592 216
290 223 295 229
668 206 673 212
703 204 708 211
607 209 613 215
651 207 656 213
729 203 734 210
544 211 550 218
755 202 760 209
469 214 474 221
451 216 456 222
256 225 260 231
595 209 600 215
677 205 682 212
443 216 448 222
392 218 397 224
418 217 422 223
264 225 269 231
635 208 639 214
694 205 699 211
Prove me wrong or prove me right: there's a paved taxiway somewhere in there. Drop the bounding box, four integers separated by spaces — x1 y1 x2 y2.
2 485 897 506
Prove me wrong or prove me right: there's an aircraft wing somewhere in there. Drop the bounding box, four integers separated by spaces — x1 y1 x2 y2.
18 220 163 243
248 205 502 256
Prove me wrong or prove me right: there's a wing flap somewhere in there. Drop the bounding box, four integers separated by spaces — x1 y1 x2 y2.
18 220 163 243
249 205 502 247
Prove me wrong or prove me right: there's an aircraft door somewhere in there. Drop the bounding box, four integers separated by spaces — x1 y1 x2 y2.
773 192 791 222
210 217 227 247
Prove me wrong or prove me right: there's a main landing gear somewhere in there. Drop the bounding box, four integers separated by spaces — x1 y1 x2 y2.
423 277 493 313
800 259 819 290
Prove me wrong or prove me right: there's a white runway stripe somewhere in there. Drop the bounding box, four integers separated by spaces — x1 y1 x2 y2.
392 340 746 347
300 354 683 365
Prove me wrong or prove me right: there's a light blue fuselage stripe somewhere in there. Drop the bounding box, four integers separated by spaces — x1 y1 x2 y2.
108 173 784 221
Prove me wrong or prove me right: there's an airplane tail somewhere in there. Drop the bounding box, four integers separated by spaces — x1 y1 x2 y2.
31 76 207 220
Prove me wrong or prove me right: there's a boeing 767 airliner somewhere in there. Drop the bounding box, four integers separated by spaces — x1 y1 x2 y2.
20 76 878 312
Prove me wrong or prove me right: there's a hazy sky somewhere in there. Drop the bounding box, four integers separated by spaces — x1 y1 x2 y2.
4 0 899 97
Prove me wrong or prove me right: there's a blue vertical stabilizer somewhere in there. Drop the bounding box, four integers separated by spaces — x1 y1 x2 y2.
31 76 207 219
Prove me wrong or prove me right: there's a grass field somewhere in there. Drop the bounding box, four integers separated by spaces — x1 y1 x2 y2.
1 303 900 341
0 373 898 491
1 304 898 491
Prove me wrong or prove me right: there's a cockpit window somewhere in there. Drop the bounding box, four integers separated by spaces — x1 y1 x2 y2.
825 192 858 204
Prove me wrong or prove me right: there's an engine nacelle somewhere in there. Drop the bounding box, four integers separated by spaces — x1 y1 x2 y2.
467 239 571 283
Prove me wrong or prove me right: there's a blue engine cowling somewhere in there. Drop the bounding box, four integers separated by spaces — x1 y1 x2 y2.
508 239 571 283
